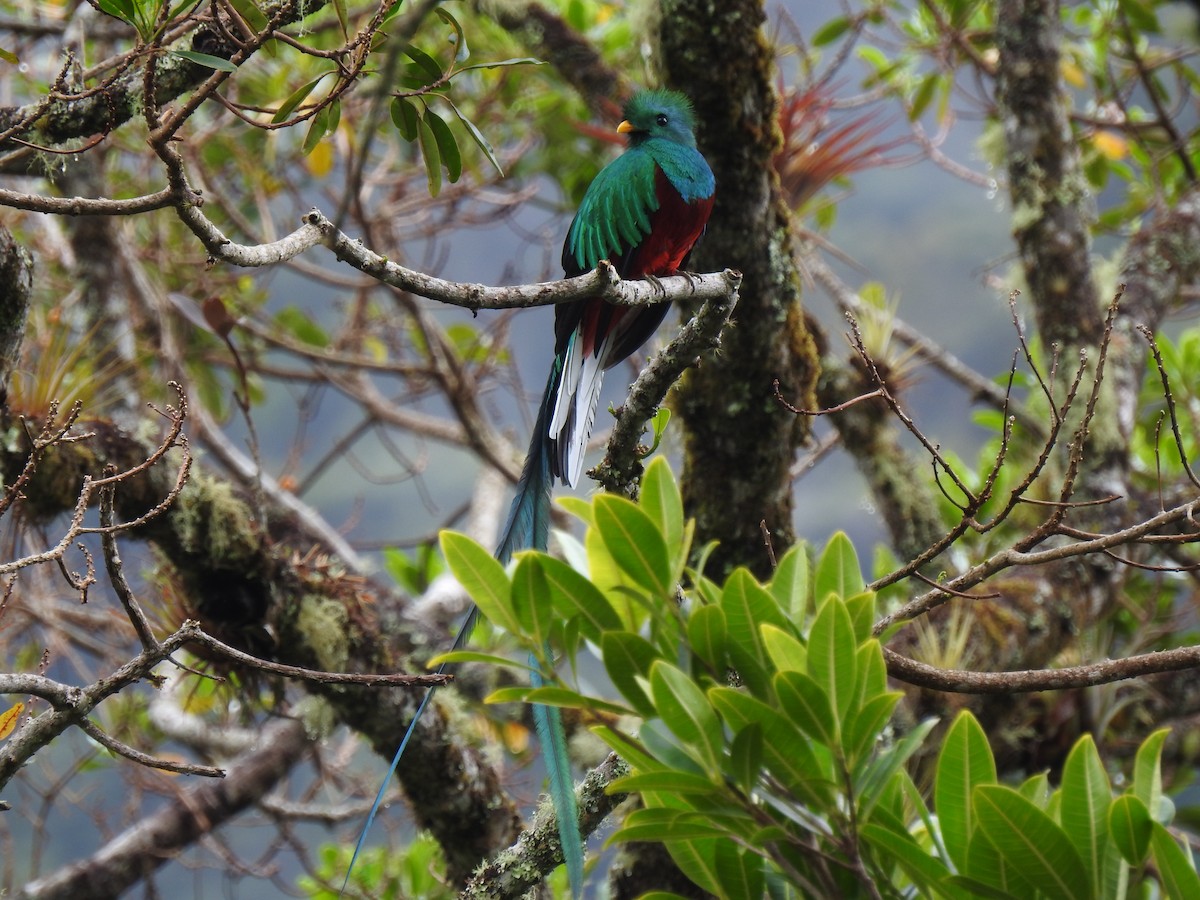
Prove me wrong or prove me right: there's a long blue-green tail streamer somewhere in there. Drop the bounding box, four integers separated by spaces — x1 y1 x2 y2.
531 646 584 893
344 361 581 897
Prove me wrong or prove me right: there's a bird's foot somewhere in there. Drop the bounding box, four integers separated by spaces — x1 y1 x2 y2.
643 273 668 298
678 270 701 294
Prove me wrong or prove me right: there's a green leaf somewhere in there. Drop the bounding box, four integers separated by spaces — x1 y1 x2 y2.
592 725 662 774
602 631 659 717
687 604 726 669
1150 822 1200 899
455 56 544 73
1061 735 1113 896
1108 794 1152 865
768 542 809 623
774 670 835 745
964 828 1017 896
97 0 136 23
521 686 631 717
330 0 348 36
1133 728 1170 823
1117 0 1160 32
593 495 673 597
714 842 764 900
936 711 997 874
857 718 939 821
610 770 717 796
424 109 462 183
648 407 671 453
861 819 955 896
844 691 901 766
0 46 17 65
640 456 685 569
510 555 554 647
650 662 723 774
910 72 940 121
853 639 887 707
709 687 831 805
440 531 518 635
615 809 732 843
435 6 469 62
814 531 865 603
974 785 1090 900
812 16 852 46
428 649 532 671
665 839 724 897
401 42 444 82
390 97 420 142
728 722 762 795
807 594 858 727
226 0 267 31
170 49 238 72
537 554 621 641
416 113 442 196
443 98 504 176
274 305 329 346
302 104 330 155
760 623 806 673
1019 771 1051 808
639 720 706 776
844 591 876 644
720 568 788 697
943 873 1015 900
558 496 593 526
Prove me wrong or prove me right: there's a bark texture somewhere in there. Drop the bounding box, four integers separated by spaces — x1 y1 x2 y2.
659 0 819 580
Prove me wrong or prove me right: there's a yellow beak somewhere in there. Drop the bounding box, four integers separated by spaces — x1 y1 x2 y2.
617 120 635 134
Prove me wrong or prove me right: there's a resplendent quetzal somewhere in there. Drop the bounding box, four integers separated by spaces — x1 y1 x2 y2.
498 87 716 559
347 88 715 896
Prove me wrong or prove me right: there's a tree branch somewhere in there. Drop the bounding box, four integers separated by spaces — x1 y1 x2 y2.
17 717 309 900
885 642 1200 694
594 271 742 497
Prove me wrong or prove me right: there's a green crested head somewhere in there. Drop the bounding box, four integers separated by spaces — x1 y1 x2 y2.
619 89 699 148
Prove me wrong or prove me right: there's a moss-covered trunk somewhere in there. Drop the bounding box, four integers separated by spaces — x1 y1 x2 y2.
658 0 818 580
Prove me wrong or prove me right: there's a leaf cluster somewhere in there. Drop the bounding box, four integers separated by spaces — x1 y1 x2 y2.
439 457 1200 898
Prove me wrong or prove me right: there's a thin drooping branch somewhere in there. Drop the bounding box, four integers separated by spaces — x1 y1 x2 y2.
801 245 1043 435
874 495 1200 633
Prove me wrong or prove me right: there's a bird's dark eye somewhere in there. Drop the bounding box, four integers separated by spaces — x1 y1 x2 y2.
656 113 668 127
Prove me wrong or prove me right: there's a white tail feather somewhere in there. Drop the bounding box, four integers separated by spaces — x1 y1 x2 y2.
550 328 618 488
550 331 583 438
564 348 607 486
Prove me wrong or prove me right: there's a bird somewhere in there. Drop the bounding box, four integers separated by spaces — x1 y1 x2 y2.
345 88 715 897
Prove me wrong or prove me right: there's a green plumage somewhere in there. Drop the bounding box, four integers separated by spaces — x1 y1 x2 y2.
566 154 659 272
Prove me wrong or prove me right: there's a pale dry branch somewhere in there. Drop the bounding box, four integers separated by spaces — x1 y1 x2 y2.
885 641 1200 694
